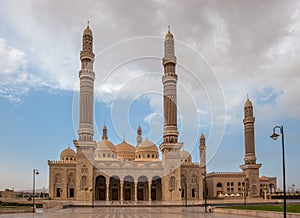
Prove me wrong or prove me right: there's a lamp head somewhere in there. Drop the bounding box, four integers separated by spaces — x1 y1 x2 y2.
36 171 39 175
270 132 280 140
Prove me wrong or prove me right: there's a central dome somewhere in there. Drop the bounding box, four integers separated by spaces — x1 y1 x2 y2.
116 140 136 161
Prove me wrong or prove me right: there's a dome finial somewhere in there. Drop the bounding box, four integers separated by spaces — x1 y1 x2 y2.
168 25 170 32
87 21 90 28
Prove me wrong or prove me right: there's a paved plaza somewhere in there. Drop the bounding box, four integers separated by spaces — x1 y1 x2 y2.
0 207 247 218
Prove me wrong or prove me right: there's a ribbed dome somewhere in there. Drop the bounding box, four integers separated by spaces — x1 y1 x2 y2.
136 139 158 152
116 140 135 152
60 147 76 160
97 140 116 152
116 140 136 161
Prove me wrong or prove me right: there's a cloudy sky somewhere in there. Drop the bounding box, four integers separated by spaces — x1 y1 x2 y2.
0 0 300 191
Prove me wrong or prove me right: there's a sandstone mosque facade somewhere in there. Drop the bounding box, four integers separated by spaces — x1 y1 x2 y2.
48 25 276 201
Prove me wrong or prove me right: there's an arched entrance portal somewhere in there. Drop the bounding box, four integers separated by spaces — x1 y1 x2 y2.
123 175 134 200
151 176 162 200
137 176 148 201
110 176 120 200
95 175 106 200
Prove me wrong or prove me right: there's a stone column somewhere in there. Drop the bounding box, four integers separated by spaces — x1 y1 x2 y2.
148 181 152 201
134 182 138 201
120 181 124 201
106 181 109 201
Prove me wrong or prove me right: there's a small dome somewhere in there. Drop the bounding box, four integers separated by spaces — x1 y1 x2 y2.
244 98 253 108
60 146 76 161
97 140 116 152
165 26 174 39
83 23 93 36
180 150 192 163
136 139 158 152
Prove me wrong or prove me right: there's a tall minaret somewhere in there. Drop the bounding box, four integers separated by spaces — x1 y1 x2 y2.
199 133 206 170
162 26 178 144
159 27 183 202
78 22 95 142
73 23 96 202
243 97 256 164
240 97 261 198
136 125 142 145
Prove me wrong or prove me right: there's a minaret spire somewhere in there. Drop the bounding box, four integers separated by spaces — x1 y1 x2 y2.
162 26 178 143
199 133 206 170
102 124 107 140
78 24 95 141
136 125 142 145
240 97 262 198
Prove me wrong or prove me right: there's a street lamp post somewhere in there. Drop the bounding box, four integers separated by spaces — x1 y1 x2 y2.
32 169 39 213
202 172 207 212
270 125 286 218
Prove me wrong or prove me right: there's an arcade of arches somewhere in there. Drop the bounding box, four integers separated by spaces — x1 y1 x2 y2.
95 175 162 201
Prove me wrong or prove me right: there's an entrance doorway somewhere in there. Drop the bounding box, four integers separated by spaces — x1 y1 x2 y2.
125 189 131 200
138 189 144 200
151 189 156 200
95 176 106 200
112 189 118 200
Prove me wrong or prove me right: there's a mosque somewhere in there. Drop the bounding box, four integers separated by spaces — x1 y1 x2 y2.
48 24 276 202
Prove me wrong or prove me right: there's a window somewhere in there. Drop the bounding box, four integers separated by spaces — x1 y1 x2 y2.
81 176 87 190
169 176 175 190
108 154 110 157
103 154 105 157
69 188 74 198
56 188 61 197
192 189 195 197
238 182 241 186
231 182 234 186
152 154 154 158
70 158 72 161
216 183 222 188
66 157 68 160
192 175 197 183
147 154 150 158
227 182 230 186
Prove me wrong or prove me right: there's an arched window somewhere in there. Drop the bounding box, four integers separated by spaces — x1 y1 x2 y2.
238 182 241 186
152 154 154 158
231 182 234 186
192 175 197 183
147 154 150 158
216 183 222 188
81 176 87 190
55 173 62 183
169 176 175 190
